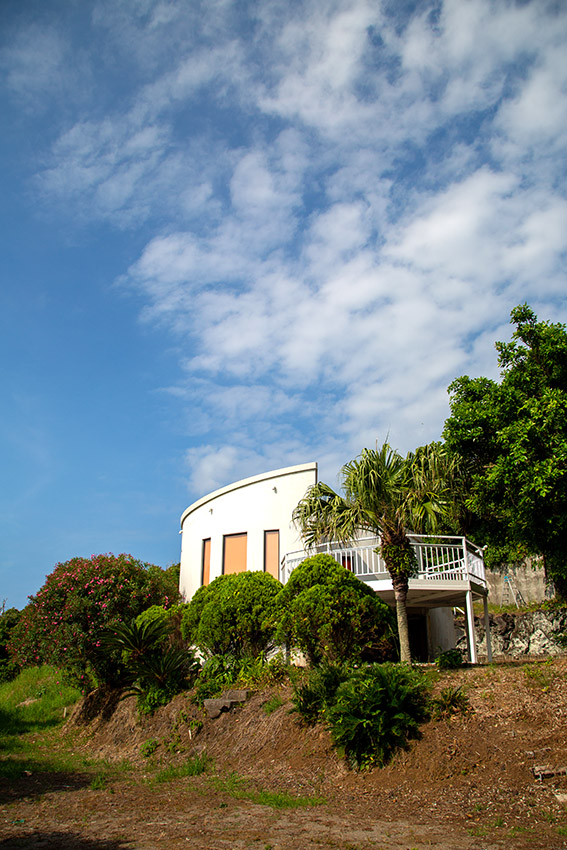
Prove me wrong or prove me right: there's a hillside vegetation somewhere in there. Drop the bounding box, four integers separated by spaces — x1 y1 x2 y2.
1 658 567 849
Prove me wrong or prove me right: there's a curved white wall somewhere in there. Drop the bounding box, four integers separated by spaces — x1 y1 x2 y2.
179 462 317 600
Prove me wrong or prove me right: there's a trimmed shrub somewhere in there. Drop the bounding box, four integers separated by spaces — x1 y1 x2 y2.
276 554 396 664
136 603 187 649
326 663 431 769
181 571 282 658
8 554 180 689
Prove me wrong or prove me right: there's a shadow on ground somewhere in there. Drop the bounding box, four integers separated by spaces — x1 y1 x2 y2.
0 835 133 849
0 765 92 805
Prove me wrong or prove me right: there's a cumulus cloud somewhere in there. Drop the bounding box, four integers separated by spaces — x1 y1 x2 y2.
8 0 566 495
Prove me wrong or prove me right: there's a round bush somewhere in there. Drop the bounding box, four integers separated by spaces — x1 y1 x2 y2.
0 607 21 684
276 554 396 664
136 603 187 648
181 571 282 658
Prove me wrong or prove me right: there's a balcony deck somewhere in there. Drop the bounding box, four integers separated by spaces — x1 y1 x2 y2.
280 535 490 662
281 534 486 604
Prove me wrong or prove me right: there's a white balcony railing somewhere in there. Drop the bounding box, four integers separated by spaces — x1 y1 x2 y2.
280 534 486 588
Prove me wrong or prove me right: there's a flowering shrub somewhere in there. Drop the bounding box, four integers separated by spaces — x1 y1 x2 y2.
7 554 180 689
0 607 21 683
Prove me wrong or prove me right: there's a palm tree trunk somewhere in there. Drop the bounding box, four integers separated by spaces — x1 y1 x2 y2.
391 574 412 663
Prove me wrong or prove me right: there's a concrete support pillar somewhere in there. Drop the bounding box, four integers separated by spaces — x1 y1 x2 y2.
465 590 478 664
483 594 492 662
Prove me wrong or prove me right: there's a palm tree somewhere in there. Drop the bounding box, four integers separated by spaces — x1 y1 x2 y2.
293 442 454 663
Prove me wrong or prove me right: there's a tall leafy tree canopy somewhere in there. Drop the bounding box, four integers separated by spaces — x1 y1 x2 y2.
443 304 567 593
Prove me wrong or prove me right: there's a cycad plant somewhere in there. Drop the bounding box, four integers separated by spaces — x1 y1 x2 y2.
290 661 351 725
101 619 200 713
326 663 430 769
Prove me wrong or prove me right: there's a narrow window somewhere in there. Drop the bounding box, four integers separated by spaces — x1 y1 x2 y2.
202 538 211 586
264 530 280 579
223 533 247 575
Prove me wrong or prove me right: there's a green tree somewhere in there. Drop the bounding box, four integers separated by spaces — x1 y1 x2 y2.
276 554 395 664
8 554 180 689
293 443 454 663
181 570 282 659
0 607 21 683
443 304 567 593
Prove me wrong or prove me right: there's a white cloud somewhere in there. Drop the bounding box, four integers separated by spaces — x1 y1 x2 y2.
9 0 566 497
1 25 68 104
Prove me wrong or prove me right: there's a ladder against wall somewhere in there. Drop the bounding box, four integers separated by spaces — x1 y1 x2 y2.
501 574 526 608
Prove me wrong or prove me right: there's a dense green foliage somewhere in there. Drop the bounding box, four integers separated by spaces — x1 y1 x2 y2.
435 648 464 670
291 661 431 768
292 443 456 662
101 618 200 713
276 554 396 664
193 653 289 703
135 603 186 649
290 661 351 724
443 305 567 591
326 663 431 769
181 571 282 658
0 607 21 683
8 554 180 689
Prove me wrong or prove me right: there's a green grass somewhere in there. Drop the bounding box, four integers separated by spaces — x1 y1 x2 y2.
0 667 82 779
523 659 556 692
152 752 212 783
262 694 284 715
0 666 81 744
0 667 136 788
210 770 325 808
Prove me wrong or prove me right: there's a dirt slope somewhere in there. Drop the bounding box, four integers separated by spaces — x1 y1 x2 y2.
1 656 567 849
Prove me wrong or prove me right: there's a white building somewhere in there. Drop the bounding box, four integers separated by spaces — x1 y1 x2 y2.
179 462 491 662
179 463 318 601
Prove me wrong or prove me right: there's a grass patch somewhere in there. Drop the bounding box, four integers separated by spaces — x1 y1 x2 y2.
431 685 471 719
140 738 159 758
523 659 555 692
0 666 80 747
210 770 325 808
152 752 212 783
262 695 284 715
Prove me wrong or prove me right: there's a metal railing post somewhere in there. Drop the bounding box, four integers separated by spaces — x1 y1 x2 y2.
483 595 492 662
465 590 478 664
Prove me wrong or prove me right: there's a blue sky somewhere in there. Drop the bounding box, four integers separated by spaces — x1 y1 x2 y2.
1 0 566 609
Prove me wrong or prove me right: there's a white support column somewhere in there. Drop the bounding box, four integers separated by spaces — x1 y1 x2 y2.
483 594 492 662
465 590 478 664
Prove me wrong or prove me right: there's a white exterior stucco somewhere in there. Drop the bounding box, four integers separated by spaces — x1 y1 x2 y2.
179 462 317 601
178 461 488 661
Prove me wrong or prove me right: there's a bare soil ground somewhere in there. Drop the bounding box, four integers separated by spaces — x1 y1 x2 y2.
2 656 567 850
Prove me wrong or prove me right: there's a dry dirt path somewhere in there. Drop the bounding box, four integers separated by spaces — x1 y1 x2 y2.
0 773 533 850
2 657 567 850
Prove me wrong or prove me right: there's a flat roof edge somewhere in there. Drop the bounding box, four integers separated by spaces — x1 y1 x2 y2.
180 462 318 527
